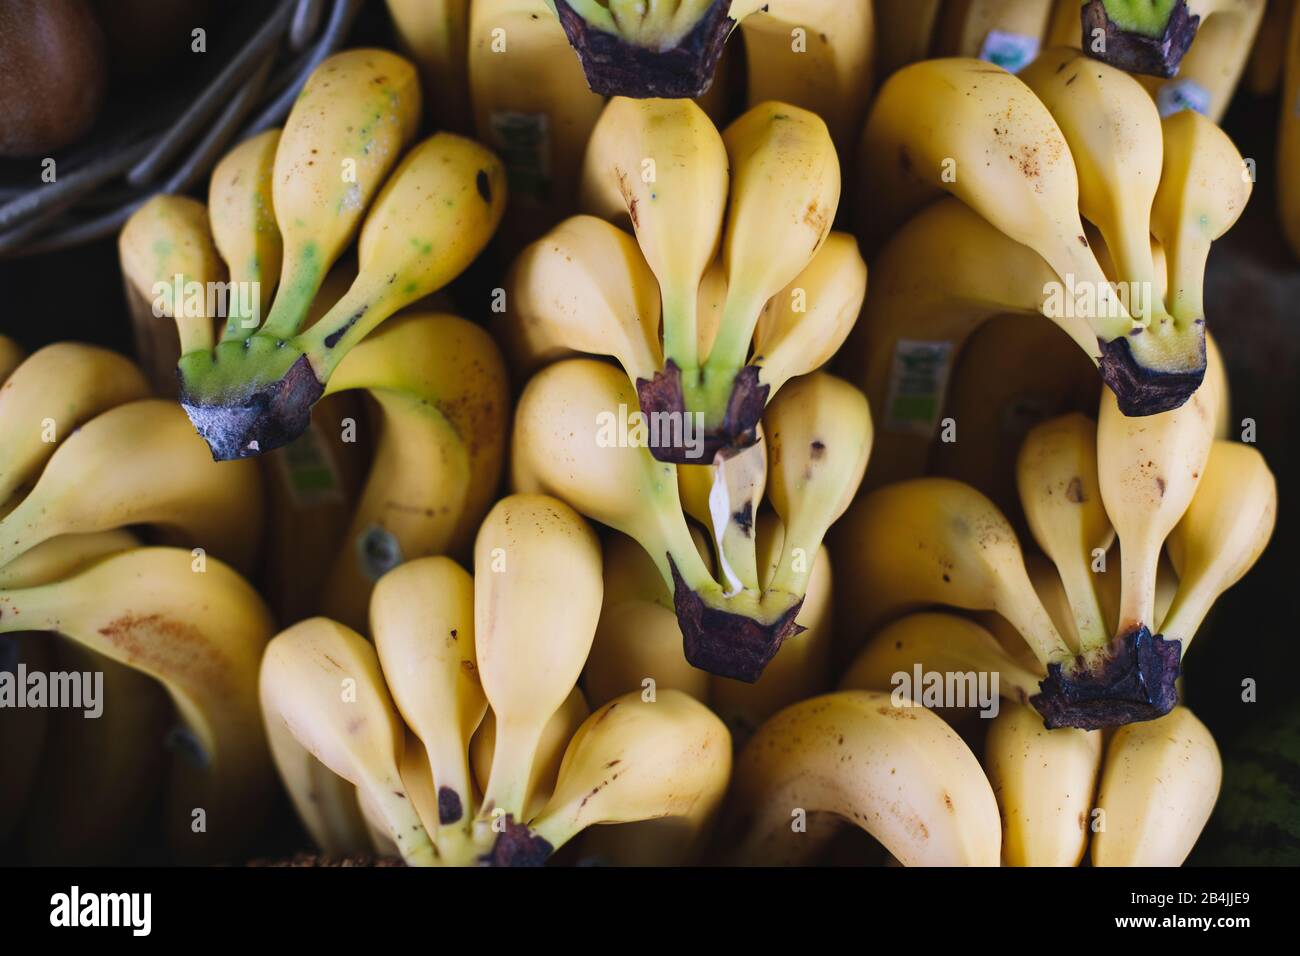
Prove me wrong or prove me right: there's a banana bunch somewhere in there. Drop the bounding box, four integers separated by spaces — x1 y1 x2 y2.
513 355 869 682
835 377 1275 729
848 52 1252 490
717 690 1002 866
164 49 506 462
260 493 733 866
0 544 276 863
0 346 262 573
515 96 859 465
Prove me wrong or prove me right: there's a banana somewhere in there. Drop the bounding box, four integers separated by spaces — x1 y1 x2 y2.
984 701 1103 866
371 556 486 860
695 103 841 452
263 705 372 858
0 335 23 382
0 343 151 506
257 49 422 342
1016 412 1116 651
500 214 663 380
209 128 282 342
181 130 507 461
23 638 173 864
318 312 510 630
1081 0 1265 80
1280 1 1300 258
735 0 876 154
0 547 275 862
935 0 1054 71
856 58 1203 414
748 232 868 402
833 477 1074 676
580 96 728 454
0 630 49 844
928 311 1101 521
1152 110 1253 326
469 0 606 252
470 685 590 822
1091 705 1221 865
1161 440 1277 648
721 690 1001 866
118 194 227 384
474 494 603 831
483 689 732 866
1245 0 1291 95
260 617 438 866
510 358 803 682
0 529 141 590
1097 373 1217 641
387 0 472 133
1046 0 1084 47
840 612 1043 716
0 399 263 574
1020 47 1171 327
874 0 942 77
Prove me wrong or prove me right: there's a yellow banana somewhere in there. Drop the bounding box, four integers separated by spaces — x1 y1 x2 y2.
1016 412 1115 650
259 617 438 866
985 701 1103 866
1161 440 1276 648
935 0 1054 71
721 690 1001 866
371 556 486 859
209 128 282 342
483 689 732 866
474 494 603 828
0 343 151 506
1091 705 1221 865
469 0 605 250
0 547 275 862
387 0 472 133
857 57 1204 413
0 399 263 573
874 0 942 77
318 311 510 630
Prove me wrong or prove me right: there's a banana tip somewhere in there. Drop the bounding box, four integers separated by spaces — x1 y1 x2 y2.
180 355 323 461
1080 0 1197 78
552 0 733 99
1030 625 1182 730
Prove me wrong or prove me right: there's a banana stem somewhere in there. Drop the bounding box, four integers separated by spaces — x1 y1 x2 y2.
176 314 215 356
1060 561 1111 654
1102 211 1173 326
259 251 323 340
365 780 439 867
1117 546 1159 635
707 451 761 595
1052 240 1136 343
995 584 1075 670
1165 236 1210 325
1155 588 1212 656
703 291 764 382
480 719 546 823
220 269 264 343
661 291 699 375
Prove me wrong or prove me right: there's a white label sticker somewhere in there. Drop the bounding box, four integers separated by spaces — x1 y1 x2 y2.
979 30 1040 74
883 339 955 436
1157 79 1211 117
489 111 553 206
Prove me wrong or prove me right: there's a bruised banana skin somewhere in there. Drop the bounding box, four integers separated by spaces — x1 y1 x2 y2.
857 57 1205 414
0 400 263 574
483 690 731 866
722 691 1001 866
1082 0 1265 81
0 548 276 863
0 343 151 506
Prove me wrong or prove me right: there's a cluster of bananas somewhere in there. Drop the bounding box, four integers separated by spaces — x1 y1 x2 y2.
1 1 1287 868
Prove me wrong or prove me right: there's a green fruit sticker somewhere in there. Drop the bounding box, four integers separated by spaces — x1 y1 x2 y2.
884 339 954 437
